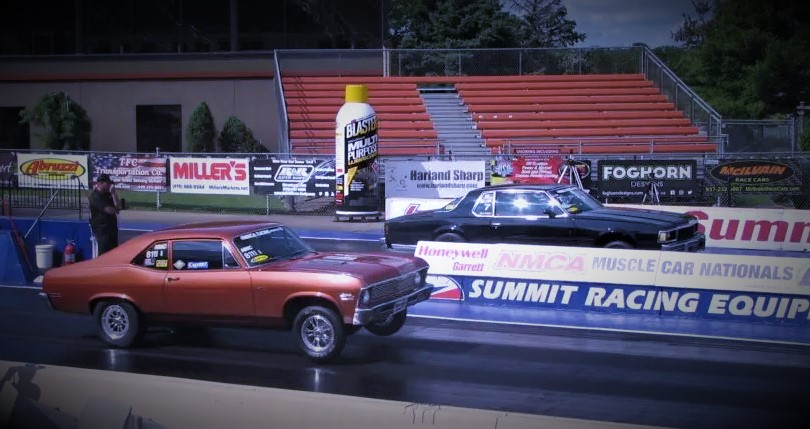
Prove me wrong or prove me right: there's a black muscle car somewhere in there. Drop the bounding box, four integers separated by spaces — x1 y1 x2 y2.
384 184 705 252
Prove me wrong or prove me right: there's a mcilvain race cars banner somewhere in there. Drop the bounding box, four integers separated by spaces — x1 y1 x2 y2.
703 158 802 195
90 153 167 192
169 156 250 195
16 153 89 189
385 159 486 199
416 241 810 325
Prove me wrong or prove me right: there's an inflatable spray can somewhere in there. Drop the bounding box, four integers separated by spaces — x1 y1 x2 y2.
335 84 381 220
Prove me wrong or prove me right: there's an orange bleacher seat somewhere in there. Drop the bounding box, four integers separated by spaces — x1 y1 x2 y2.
290 120 434 131
287 104 427 114
463 94 669 105
291 128 437 140
459 87 661 97
288 112 431 122
473 111 685 121
286 96 424 107
476 118 691 130
481 126 700 139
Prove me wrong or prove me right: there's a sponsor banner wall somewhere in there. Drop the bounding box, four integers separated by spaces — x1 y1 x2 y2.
385 160 485 199
169 156 249 195
90 153 167 192
703 159 802 195
0 152 16 188
598 159 697 200
612 204 810 252
384 197 453 220
253 158 335 197
491 155 592 188
16 153 89 189
418 241 810 324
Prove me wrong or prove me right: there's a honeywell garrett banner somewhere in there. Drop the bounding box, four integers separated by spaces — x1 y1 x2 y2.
385 160 486 199
169 156 250 195
598 159 697 199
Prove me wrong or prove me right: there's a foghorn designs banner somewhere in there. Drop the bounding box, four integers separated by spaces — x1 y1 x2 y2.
90 153 167 192
169 157 250 195
416 241 810 324
16 153 89 189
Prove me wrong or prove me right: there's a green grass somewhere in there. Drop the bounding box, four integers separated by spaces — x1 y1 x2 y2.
119 190 286 215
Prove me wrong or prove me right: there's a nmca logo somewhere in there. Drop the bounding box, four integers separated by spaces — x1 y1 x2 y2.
495 251 585 273
427 275 464 301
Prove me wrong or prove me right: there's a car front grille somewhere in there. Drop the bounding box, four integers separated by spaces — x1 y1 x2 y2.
368 269 425 303
676 222 699 241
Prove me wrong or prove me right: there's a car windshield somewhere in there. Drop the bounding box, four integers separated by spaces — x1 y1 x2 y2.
548 187 603 214
232 226 314 266
440 197 462 211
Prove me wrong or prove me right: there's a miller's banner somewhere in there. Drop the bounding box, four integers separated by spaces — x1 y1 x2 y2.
704 159 802 195
16 153 89 189
90 153 167 192
252 158 335 197
169 156 250 195
598 159 697 200
0 152 16 188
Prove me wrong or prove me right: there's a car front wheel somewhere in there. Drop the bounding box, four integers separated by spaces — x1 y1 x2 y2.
604 240 633 249
293 306 346 362
434 232 465 242
94 301 142 348
365 309 407 336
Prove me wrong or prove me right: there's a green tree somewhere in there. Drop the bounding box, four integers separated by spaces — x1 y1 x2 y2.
186 102 216 152
219 116 267 153
19 92 92 150
669 0 810 118
506 0 585 48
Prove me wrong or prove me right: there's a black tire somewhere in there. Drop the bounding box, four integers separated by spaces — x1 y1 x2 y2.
293 306 346 363
364 309 407 336
604 240 634 249
434 232 466 242
94 301 142 348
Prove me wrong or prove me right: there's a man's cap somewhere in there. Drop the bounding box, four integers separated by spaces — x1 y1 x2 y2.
96 174 114 184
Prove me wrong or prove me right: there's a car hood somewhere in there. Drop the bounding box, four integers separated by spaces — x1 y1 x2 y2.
256 251 427 285
576 206 694 228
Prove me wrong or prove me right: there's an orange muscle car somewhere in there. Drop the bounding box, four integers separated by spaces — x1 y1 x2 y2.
41 220 432 362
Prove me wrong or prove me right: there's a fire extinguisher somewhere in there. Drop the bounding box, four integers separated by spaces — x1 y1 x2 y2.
63 240 76 265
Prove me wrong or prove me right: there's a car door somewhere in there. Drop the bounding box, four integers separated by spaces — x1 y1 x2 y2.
163 239 255 317
488 190 576 246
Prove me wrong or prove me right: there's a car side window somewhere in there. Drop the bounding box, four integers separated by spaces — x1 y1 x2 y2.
171 240 239 270
495 191 556 217
132 241 169 270
472 192 495 216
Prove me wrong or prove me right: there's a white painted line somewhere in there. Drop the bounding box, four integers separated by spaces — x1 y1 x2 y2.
0 284 41 290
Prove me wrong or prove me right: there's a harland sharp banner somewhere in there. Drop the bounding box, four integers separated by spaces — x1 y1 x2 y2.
90 153 167 192
0 152 16 188
704 159 802 195
252 158 335 197
416 241 810 325
16 153 89 189
169 156 250 195
385 160 486 199
598 159 697 200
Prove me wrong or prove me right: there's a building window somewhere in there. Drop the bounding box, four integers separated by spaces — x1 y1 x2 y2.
136 105 182 153
0 107 30 150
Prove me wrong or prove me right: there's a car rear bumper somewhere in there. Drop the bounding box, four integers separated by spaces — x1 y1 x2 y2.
352 284 433 325
661 233 706 252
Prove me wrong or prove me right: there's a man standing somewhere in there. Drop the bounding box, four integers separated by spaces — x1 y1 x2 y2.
90 174 121 255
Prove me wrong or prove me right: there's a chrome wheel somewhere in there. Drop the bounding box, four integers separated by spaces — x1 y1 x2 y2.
101 304 129 340
300 314 335 352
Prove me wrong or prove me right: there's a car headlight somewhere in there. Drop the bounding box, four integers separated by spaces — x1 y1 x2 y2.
360 288 371 305
658 230 676 243
413 273 421 286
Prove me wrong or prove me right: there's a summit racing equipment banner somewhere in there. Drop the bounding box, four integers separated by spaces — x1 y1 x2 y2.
253 158 335 197
416 241 810 324
16 153 89 189
704 159 802 195
0 152 16 188
598 159 697 200
90 153 167 192
169 156 249 195
385 160 486 199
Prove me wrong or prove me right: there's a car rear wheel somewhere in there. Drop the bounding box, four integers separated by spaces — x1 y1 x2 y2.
435 232 465 242
293 306 346 362
94 301 142 348
365 309 407 336
604 240 633 249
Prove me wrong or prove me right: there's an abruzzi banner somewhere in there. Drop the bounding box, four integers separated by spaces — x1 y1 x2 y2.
16 153 89 189
415 241 810 325
90 153 167 192
169 156 249 195
385 160 486 199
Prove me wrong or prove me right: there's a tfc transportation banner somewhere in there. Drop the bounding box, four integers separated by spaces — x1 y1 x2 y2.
385 160 486 199
0 152 16 188
491 155 592 188
416 241 810 324
16 153 89 189
613 204 810 252
169 156 249 195
252 158 335 197
704 159 802 195
90 153 167 192
598 159 697 200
